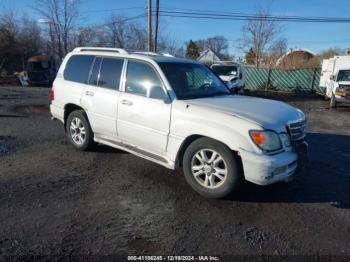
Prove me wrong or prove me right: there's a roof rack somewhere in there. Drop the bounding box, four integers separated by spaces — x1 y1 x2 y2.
73 47 129 54
130 51 174 57
72 47 175 57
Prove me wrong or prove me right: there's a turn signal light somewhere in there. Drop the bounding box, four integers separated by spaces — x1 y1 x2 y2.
250 131 266 145
50 87 55 101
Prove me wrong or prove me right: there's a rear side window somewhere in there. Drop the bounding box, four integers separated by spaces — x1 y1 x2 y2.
64 55 94 84
98 58 124 90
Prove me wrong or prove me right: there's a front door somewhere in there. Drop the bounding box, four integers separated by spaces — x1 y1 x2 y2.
117 60 171 153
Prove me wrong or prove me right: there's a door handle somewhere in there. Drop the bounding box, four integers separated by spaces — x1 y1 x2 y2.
121 99 133 106
85 91 94 96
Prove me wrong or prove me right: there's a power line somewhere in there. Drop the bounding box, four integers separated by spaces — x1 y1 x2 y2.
81 6 145 14
86 13 146 29
155 10 350 23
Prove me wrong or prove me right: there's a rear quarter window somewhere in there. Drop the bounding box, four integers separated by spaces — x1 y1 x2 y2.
64 55 95 84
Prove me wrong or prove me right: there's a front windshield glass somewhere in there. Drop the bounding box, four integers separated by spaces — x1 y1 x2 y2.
158 62 230 100
29 61 50 71
337 70 350 82
211 65 238 76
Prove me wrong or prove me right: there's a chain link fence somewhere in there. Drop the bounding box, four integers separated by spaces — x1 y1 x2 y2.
245 67 324 94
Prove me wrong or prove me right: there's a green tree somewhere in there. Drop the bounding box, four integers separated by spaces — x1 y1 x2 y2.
185 40 200 59
245 48 256 65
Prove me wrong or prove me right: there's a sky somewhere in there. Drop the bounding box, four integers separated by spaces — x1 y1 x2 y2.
1 0 350 58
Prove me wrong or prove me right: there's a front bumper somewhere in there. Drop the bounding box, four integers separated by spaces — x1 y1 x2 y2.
334 93 350 104
240 141 308 186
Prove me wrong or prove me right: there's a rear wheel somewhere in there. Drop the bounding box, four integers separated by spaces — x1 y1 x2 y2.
182 137 241 198
66 110 95 151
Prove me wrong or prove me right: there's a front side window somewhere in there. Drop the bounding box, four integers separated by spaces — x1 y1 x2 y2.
64 55 95 84
158 62 230 100
125 60 166 99
98 58 124 90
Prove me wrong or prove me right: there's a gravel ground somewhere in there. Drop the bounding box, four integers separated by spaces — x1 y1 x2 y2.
0 86 350 261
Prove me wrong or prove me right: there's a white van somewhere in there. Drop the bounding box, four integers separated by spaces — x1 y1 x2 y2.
320 56 350 107
210 62 245 93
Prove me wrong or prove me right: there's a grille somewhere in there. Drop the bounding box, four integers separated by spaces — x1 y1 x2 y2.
340 85 350 95
287 119 307 141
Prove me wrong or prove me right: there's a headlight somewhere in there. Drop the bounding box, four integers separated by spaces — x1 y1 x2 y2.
279 133 291 147
249 130 282 153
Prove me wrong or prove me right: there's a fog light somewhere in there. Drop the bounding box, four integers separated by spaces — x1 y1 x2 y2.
274 166 287 175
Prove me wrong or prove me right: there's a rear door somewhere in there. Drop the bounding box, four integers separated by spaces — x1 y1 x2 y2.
81 56 124 138
117 60 171 153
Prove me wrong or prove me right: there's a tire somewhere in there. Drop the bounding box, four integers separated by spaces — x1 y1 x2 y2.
330 93 337 108
182 137 241 198
66 110 95 151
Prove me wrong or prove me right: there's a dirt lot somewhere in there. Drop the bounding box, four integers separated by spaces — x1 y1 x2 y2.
0 86 350 261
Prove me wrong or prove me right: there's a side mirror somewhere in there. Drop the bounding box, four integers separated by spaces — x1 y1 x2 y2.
330 75 335 81
239 72 243 79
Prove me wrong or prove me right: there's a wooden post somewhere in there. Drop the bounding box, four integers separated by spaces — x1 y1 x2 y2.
147 0 152 52
265 68 272 92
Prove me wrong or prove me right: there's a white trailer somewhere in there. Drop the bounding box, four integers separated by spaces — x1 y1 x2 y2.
320 56 350 107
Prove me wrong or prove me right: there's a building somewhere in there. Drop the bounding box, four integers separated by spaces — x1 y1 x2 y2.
276 48 316 69
197 49 221 65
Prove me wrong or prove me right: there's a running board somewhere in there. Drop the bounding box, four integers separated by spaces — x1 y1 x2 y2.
94 136 175 170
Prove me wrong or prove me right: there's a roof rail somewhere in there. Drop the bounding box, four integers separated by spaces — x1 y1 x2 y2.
131 51 174 57
73 47 129 54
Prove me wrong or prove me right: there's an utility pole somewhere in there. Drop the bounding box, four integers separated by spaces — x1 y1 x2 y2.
154 0 159 52
147 0 152 51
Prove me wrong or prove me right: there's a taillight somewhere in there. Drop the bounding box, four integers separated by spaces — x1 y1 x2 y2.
50 87 55 101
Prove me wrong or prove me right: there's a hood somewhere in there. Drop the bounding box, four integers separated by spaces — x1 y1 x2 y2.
219 75 238 82
338 81 350 86
186 95 305 130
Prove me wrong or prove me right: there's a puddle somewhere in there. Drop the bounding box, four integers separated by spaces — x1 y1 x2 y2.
127 237 160 253
15 105 50 115
0 143 10 154
0 136 15 154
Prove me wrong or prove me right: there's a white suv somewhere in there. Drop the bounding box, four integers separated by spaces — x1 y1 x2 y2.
50 47 308 198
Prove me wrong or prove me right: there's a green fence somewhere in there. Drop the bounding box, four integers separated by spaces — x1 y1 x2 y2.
245 67 324 94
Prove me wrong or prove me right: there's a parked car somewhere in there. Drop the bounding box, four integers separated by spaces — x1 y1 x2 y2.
320 55 350 108
50 47 308 198
210 62 245 92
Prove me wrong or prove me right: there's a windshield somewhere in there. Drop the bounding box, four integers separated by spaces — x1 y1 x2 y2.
28 61 50 71
211 65 238 76
337 70 350 82
158 62 230 100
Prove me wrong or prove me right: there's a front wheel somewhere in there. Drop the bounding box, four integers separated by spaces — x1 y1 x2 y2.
182 138 241 198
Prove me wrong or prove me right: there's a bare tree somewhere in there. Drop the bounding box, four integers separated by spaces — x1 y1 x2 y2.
241 9 280 67
266 37 288 67
18 17 43 59
128 23 147 51
194 35 229 59
106 14 128 48
75 27 109 47
0 12 20 73
34 0 81 59
206 36 229 57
